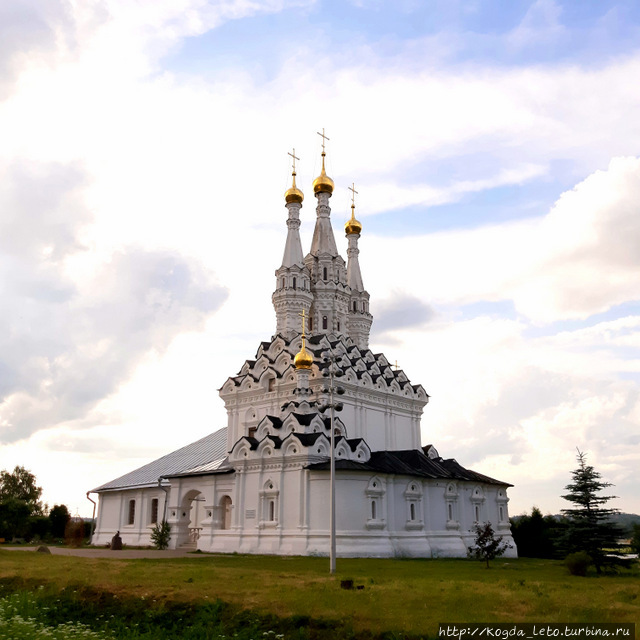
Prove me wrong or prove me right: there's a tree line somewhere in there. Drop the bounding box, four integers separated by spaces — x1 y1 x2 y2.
510 450 640 573
0 465 88 543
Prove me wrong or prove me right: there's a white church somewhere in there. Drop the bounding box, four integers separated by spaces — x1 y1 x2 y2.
90 142 516 558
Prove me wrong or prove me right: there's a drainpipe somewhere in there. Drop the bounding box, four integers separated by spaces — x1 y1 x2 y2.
158 477 170 522
86 492 97 542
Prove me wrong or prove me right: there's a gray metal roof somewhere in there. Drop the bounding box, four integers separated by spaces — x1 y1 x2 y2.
92 428 229 492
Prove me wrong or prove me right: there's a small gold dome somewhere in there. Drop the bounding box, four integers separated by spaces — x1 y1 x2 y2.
345 204 362 235
285 171 304 204
294 343 313 370
312 153 334 195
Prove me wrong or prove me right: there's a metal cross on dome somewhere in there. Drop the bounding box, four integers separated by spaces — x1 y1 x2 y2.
349 182 358 207
299 308 308 336
316 128 330 153
288 148 300 173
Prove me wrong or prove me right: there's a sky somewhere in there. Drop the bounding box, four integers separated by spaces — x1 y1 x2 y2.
1 0 639 519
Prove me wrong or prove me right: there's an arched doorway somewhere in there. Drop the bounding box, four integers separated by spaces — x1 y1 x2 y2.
179 489 204 547
219 495 232 530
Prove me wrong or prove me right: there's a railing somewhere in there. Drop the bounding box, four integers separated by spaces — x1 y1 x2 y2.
188 527 203 543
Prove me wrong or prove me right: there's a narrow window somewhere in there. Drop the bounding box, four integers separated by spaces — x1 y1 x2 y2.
292 277 296 290
371 500 377 520
268 378 275 392
337 321 340 331
353 301 357 312
309 316 313 331
221 496 232 530
269 500 275 521
475 505 479 522
323 267 327 280
448 503 453 521
150 498 158 524
322 316 328 330
248 426 257 438
410 503 416 521
128 499 136 525
499 506 504 521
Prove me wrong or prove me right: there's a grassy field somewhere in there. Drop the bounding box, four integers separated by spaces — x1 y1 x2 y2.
0 550 638 638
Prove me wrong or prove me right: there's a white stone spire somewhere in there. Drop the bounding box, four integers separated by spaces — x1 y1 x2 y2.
305 132 350 337
281 196 305 267
272 151 313 338
345 188 372 349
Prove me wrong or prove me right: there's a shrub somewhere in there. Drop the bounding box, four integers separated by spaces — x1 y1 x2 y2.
565 551 592 576
150 520 171 550
65 519 86 547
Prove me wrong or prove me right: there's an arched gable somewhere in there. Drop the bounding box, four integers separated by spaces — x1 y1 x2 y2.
335 439 350 459
256 438 280 459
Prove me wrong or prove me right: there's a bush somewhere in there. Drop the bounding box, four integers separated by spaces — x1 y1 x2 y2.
565 551 592 576
150 520 171 550
64 519 86 547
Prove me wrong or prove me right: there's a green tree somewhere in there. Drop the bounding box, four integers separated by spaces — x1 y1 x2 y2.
510 507 563 558
630 524 640 556
0 466 44 540
561 449 624 573
0 498 31 539
150 520 171 550
0 466 43 515
468 521 512 568
49 504 71 539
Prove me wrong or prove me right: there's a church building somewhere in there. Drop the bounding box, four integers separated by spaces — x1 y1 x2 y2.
90 141 516 558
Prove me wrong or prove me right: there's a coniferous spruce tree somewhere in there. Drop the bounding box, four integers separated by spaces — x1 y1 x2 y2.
561 449 624 573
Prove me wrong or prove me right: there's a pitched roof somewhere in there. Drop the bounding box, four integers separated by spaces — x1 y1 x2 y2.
307 449 512 486
92 428 228 491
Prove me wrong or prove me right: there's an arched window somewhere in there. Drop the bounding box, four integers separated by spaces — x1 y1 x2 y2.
128 500 136 525
269 500 275 521
322 316 328 330
371 500 377 520
292 277 296 290
353 301 357 312
499 506 504 521
150 498 158 524
410 503 416 521
309 316 313 331
323 267 327 280
448 503 453 521
474 505 479 522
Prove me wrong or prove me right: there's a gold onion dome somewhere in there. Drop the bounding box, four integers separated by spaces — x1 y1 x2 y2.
345 204 362 235
284 171 304 204
312 153 334 194
294 340 313 370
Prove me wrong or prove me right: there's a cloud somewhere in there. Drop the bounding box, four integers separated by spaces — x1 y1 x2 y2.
0 160 228 444
372 292 437 335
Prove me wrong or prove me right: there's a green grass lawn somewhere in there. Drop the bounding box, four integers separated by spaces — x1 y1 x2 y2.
0 551 638 638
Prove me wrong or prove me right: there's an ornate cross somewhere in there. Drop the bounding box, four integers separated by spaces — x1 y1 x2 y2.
299 309 307 336
288 148 300 173
349 182 358 207
316 128 330 153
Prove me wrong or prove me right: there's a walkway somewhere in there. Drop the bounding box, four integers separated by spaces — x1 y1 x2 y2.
2 546 208 559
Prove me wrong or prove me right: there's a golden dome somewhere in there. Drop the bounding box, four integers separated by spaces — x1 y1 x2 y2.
345 204 362 235
285 171 304 204
312 153 334 195
294 340 313 370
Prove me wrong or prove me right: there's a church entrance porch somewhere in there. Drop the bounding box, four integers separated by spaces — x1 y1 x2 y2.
170 489 206 550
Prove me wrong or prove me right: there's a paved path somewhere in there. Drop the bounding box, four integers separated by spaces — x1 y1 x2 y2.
2 546 207 559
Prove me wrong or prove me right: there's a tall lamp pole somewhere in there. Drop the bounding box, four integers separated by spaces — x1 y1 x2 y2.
320 352 345 574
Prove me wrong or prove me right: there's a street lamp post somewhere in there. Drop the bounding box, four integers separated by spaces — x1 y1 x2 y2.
320 352 345 574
